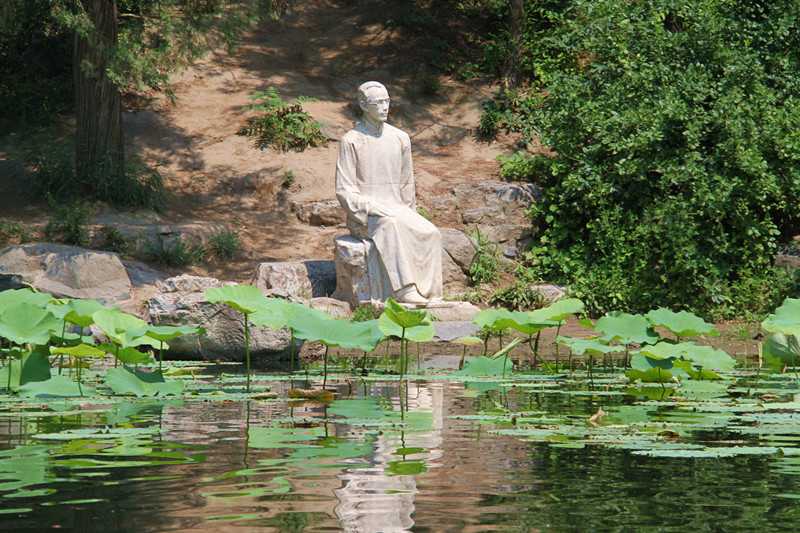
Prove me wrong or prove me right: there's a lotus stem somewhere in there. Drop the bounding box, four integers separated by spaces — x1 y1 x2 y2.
77 358 83 398
459 345 466 370
554 323 562 370
243 314 251 393
322 345 329 388
159 340 164 371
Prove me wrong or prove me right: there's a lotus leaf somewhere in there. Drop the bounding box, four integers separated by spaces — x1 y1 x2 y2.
0 352 51 387
291 315 383 351
129 325 205 343
378 311 434 342
473 308 515 331
47 299 112 328
204 284 272 315
0 303 60 345
106 366 185 397
496 310 556 335
581 311 658 345
762 298 800 335
382 297 428 328
0 288 54 311
92 309 160 349
455 355 514 377
530 298 584 322
627 353 676 383
98 344 154 365
452 336 483 346
51 344 106 358
762 333 800 372
634 342 734 372
18 375 95 398
557 337 622 356
645 308 719 338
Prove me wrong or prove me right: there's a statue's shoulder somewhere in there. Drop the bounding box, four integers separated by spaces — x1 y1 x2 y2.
383 123 410 143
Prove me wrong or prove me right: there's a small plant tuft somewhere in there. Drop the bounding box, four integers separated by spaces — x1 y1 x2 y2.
142 234 205 267
468 227 500 285
352 304 382 323
99 226 131 256
206 230 242 261
0 223 34 246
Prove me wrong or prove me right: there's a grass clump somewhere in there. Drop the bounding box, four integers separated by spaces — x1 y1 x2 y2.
0 223 34 247
206 230 241 261
142 234 204 267
468 227 500 285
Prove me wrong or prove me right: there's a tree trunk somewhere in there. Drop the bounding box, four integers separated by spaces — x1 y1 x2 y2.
502 0 525 88
74 0 124 181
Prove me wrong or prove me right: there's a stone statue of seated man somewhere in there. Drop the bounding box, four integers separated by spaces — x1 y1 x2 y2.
335 81 443 304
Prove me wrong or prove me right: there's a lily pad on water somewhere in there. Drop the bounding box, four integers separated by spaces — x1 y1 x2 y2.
18 375 96 398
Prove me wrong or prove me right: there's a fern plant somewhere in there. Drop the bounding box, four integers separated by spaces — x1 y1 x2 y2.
242 88 325 152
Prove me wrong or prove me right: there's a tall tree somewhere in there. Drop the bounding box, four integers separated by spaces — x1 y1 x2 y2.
52 0 280 183
73 0 123 180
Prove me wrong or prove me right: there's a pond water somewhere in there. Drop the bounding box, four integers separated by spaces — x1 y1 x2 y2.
2 360 800 532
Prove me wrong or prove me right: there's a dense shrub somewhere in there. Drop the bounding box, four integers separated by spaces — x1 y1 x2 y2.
490 0 800 318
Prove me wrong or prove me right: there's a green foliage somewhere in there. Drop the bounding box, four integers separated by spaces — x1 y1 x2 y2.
99 226 131 256
352 304 382 323
205 230 242 261
0 0 73 131
497 151 550 182
468 227 501 284
488 0 800 319
105 366 184 397
142 234 205 267
242 88 326 152
0 222 33 247
490 265 544 310
420 75 442 96
282 170 295 189
45 198 100 247
762 298 800 335
21 144 165 210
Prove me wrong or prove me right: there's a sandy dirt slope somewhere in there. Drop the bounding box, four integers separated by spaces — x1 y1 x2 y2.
120 0 514 282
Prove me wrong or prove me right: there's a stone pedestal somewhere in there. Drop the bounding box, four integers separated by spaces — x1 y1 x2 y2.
331 235 392 307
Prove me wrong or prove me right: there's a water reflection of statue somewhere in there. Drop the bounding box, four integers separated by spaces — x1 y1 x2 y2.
335 81 443 304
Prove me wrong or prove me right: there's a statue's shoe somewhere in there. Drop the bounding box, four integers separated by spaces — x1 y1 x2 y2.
395 287 428 304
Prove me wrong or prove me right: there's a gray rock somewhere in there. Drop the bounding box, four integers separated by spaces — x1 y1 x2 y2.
439 228 478 274
291 198 346 227
441 248 468 293
433 321 481 342
148 275 302 362
0 243 132 306
251 260 336 299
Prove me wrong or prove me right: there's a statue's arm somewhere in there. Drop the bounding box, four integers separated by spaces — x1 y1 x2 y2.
400 131 415 209
335 137 383 224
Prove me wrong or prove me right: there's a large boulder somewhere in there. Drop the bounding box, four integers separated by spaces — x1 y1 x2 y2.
291 198 347 227
0 243 132 306
251 260 336 299
148 275 302 362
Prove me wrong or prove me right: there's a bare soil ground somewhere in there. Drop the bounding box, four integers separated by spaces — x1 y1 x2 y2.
0 1 514 282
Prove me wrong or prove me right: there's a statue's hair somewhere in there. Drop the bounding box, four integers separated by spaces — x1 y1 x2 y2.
357 81 388 104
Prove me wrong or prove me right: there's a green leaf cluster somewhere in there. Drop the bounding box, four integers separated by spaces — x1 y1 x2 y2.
487 0 800 318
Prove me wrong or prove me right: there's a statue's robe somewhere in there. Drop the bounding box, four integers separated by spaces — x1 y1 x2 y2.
335 121 443 300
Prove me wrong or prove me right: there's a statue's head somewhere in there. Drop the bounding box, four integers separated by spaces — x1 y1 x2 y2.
357 81 390 124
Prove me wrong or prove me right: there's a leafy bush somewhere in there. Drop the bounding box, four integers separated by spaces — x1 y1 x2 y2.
241 88 326 152
490 265 545 311
205 230 242 261
494 0 800 318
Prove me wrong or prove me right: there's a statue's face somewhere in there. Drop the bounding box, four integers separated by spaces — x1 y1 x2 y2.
360 86 390 124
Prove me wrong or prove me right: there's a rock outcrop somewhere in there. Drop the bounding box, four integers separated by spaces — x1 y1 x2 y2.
148 275 302 362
